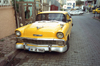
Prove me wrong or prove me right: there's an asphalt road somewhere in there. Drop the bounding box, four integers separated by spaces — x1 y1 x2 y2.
8 13 100 66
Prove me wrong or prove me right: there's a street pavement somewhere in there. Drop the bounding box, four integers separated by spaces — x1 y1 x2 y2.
3 13 100 66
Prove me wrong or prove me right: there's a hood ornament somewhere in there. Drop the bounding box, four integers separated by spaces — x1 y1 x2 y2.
37 26 44 29
60 24 64 28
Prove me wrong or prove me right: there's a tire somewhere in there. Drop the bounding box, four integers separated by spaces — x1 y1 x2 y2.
72 23 73 26
79 13 81 15
66 40 69 51
81 13 83 14
95 12 98 14
63 36 69 53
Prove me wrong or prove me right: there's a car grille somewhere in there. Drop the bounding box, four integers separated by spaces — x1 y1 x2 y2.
23 39 56 45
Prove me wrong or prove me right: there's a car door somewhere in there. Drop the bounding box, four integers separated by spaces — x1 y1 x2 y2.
67 14 72 27
66 14 72 36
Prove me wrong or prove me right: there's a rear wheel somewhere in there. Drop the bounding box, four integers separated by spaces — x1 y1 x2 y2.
95 12 98 14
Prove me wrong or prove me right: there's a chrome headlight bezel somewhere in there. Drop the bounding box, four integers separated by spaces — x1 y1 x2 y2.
56 32 64 39
56 41 64 46
15 31 21 37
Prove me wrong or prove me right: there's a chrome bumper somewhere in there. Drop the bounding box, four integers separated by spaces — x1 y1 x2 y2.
16 43 67 53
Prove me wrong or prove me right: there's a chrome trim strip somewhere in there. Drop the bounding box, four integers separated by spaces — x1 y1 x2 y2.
38 45 48 46
16 37 65 41
16 43 67 53
26 43 49 46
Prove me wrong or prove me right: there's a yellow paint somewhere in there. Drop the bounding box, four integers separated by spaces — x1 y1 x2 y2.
16 43 24 45
53 46 65 47
27 44 48 47
15 11 72 43
27 44 65 47
92 8 100 13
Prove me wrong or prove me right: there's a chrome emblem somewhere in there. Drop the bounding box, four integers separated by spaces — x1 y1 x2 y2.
37 26 44 29
33 34 42 36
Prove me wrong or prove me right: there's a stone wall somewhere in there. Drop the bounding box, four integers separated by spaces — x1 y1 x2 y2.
0 6 16 39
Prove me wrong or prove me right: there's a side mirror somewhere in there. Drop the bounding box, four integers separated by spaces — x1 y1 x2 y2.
67 19 71 22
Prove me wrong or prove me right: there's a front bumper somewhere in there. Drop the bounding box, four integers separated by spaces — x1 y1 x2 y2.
16 43 67 53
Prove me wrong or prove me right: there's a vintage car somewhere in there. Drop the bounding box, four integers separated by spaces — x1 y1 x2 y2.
15 11 73 53
92 8 100 14
70 10 84 15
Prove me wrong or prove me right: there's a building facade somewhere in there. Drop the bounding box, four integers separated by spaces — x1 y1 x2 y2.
96 0 100 7
66 0 76 9
0 3 16 39
47 0 60 10
0 0 12 6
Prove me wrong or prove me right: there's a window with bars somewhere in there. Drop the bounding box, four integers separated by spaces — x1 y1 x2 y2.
3 0 8 4
67 3 72 5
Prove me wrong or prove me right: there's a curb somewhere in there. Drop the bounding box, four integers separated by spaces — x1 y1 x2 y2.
0 50 17 66
92 17 100 21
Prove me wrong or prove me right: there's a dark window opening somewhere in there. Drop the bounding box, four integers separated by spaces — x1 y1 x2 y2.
25 7 30 19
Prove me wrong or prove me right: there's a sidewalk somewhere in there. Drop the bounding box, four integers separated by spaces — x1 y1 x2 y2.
93 16 100 21
0 34 16 66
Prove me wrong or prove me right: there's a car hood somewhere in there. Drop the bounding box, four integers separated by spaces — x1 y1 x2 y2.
23 21 65 38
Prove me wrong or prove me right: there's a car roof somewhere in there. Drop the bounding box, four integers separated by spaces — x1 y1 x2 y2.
38 11 68 14
97 8 100 9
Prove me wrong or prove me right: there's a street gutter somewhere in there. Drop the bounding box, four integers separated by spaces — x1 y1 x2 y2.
0 50 21 66
92 17 100 22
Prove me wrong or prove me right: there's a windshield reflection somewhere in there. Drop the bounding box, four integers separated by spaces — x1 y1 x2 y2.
36 13 66 22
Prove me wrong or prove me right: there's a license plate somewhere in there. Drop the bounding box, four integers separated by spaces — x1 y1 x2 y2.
29 48 44 52
37 49 44 52
29 48 35 51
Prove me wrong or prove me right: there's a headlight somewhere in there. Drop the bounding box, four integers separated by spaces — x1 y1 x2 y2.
56 32 64 39
15 31 21 37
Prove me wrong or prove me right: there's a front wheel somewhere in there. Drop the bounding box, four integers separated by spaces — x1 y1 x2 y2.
72 23 73 26
63 40 69 53
66 40 69 51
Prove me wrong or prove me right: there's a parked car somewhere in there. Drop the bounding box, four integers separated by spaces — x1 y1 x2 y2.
74 6 80 10
92 8 100 14
70 10 84 15
15 11 73 53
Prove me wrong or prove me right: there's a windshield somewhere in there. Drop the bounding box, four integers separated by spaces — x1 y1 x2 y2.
36 13 66 22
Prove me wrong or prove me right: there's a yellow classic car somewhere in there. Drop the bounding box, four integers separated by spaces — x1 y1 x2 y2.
92 8 100 14
15 11 73 53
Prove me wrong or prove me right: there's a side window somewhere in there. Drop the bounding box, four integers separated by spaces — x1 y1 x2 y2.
62 14 66 22
3 0 8 4
66 14 67 20
41 14 45 20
